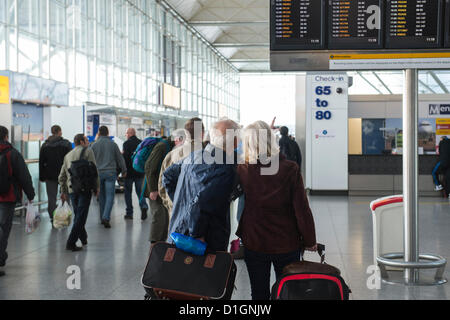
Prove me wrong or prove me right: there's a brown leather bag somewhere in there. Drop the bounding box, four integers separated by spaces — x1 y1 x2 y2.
282 244 341 276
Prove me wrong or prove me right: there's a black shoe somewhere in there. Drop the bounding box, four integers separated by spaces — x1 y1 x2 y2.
81 240 88 246
141 208 148 221
0 271 5 277
66 245 83 252
103 220 111 229
124 215 133 220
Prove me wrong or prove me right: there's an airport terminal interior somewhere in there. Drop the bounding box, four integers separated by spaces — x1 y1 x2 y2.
1 0 450 301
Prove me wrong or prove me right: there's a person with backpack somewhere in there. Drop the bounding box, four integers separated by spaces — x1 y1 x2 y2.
91 126 127 229
39 125 72 226
0 126 35 276
59 134 99 252
122 128 148 221
279 126 302 169
143 137 174 243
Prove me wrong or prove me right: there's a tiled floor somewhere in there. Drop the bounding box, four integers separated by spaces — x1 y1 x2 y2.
1 194 449 300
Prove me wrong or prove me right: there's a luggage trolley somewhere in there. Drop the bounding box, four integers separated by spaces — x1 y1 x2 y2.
370 196 404 272
370 195 447 285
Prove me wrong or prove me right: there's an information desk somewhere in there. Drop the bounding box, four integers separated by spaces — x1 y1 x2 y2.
348 155 441 196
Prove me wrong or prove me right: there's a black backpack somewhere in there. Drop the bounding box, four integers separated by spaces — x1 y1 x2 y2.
68 148 98 194
0 148 12 195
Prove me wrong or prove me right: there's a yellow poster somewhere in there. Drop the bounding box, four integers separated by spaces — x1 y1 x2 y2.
0 76 10 104
436 119 450 135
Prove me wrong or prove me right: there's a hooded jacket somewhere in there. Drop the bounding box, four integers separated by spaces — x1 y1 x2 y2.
39 135 72 182
163 144 238 252
0 142 35 203
158 138 204 215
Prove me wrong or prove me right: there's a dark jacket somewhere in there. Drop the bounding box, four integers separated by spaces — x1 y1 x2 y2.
0 142 35 203
279 135 302 168
122 135 144 179
39 135 72 182
163 144 238 252
439 138 450 169
236 155 316 255
144 139 173 196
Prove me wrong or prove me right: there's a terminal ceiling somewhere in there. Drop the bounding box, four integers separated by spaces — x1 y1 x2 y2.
164 0 450 95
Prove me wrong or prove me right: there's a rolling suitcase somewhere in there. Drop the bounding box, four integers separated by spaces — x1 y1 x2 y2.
142 242 237 300
271 244 351 300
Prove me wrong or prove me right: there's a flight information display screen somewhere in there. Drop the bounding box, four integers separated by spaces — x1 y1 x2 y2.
445 0 450 47
386 0 444 49
270 0 326 50
328 0 384 49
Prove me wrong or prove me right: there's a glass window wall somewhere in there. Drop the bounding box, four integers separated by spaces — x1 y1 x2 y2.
0 0 240 127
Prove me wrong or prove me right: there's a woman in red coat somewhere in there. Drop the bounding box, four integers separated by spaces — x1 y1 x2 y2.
236 121 317 300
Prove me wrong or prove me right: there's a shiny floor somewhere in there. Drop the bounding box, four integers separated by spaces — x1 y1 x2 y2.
1 193 449 300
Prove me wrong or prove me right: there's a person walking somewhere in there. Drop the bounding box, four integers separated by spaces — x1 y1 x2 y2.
439 136 450 198
59 134 99 251
143 137 174 243
0 126 35 276
158 118 205 219
163 119 240 252
91 126 127 228
122 128 148 221
236 121 317 300
39 125 72 226
279 126 302 169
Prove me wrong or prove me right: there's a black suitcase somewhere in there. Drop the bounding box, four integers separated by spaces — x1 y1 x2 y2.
271 244 351 300
142 242 236 300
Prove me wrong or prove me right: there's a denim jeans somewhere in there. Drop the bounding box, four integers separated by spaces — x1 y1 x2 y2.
67 193 91 247
244 248 302 300
0 203 15 267
124 177 148 217
432 162 441 186
99 170 117 222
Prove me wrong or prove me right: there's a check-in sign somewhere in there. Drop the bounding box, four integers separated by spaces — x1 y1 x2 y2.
0 76 9 104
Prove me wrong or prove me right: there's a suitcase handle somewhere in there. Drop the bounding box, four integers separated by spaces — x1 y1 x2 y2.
302 243 326 264
317 244 325 264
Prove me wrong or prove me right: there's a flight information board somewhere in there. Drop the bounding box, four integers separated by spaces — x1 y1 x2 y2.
445 0 450 47
386 0 444 49
270 0 326 50
328 0 384 49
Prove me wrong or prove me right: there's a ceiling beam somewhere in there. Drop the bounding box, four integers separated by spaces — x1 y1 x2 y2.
190 21 268 26
229 59 269 63
372 72 393 94
357 72 383 94
214 43 270 48
418 79 437 94
428 71 449 93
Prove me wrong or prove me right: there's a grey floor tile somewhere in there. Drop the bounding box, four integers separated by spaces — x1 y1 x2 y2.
1 194 450 300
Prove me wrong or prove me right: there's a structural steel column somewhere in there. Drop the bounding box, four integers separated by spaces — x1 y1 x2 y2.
403 69 419 284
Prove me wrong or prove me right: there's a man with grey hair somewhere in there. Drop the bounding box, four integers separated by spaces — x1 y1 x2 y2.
163 119 240 252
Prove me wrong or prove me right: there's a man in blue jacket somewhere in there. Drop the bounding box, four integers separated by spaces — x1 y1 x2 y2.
163 119 240 252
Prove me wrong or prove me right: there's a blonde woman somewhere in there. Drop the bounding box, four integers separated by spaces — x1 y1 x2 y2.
236 121 317 300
